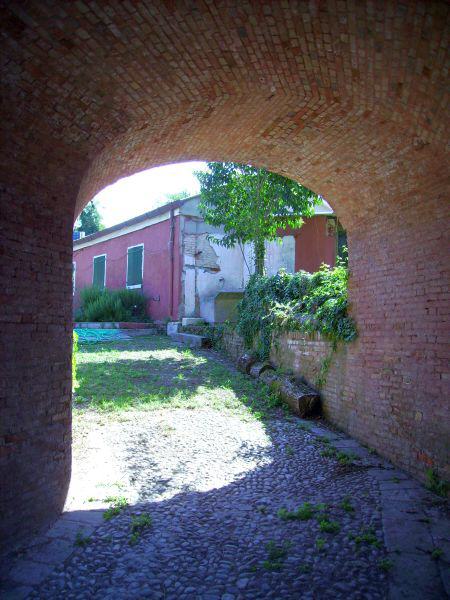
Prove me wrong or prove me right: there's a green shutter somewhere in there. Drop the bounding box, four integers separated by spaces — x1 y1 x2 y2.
127 246 143 287
93 255 106 289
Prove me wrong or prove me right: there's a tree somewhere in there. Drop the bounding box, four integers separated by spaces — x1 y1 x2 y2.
196 162 320 275
165 190 191 201
75 201 104 235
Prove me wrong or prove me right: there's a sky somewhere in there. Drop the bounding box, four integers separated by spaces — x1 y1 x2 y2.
94 161 207 228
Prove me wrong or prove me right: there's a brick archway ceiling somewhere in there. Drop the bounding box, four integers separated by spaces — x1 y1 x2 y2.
2 1 448 226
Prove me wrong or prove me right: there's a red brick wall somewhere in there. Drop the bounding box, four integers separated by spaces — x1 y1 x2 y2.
0 135 83 553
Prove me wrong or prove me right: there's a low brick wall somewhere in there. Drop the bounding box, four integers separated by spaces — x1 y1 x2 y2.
270 332 349 424
222 329 347 421
221 329 246 362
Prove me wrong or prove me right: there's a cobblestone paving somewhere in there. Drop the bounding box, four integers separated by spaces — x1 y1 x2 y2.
2 342 449 599
32 411 389 600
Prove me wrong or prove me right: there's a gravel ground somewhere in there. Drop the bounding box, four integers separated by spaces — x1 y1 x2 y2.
31 408 389 599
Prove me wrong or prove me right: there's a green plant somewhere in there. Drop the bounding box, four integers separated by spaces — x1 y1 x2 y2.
320 447 337 459
315 537 326 551
77 286 148 323
297 422 312 432
129 513 152 544
340 497 354 513
263 540 291 570
103 496 128 520
299 563 312 574
425 469 450 497
278 502 314 521
431 547 443 560
351 527 381 548
72 331 79 391
378 558 394 572
285 444 294 457
315 351 334 389
318 518 340 534
75 531 91 547
237 262 356 359
336 451 358 465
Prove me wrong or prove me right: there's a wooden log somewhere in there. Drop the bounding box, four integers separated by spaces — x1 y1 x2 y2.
249 361 274 379
278 377 320 417
237 353 256 374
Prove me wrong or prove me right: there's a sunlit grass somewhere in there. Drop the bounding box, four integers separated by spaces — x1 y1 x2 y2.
74 335 281 420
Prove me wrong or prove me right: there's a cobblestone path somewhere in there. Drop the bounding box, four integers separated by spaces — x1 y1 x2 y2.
1 338 448 599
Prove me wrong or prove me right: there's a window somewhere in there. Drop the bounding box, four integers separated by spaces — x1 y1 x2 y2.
126 244 144 288
72 261 76 295
93 254 106 289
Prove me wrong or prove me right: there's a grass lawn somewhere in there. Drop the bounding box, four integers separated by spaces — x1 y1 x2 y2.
74 335 281 421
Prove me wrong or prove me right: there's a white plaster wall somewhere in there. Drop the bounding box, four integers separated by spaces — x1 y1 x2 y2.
266 236 295 275
184 268 196 317
243 236 295 284
196 239 246 322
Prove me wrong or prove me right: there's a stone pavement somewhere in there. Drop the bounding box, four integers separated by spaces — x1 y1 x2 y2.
1 410 448 599
1 343 448 599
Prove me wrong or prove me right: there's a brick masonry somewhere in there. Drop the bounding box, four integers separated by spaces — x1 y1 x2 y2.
1 1 449 552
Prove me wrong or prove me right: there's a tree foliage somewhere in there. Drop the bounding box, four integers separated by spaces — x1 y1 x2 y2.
75 201 104 235
165 190 191 201
196 162 320 274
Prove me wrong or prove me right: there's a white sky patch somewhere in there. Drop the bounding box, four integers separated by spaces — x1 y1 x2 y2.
94 161 207 227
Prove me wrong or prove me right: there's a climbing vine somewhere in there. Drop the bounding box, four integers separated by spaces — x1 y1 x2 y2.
236 260 357 360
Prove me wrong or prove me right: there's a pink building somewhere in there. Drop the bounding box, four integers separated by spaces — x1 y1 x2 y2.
73 196 342 323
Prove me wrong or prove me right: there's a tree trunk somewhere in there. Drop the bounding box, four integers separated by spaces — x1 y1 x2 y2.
254 238 265 275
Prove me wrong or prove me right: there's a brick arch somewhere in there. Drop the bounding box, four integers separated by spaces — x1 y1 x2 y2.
1 1 449 553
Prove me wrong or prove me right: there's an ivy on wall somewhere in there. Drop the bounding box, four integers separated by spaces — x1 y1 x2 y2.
236 261 357 360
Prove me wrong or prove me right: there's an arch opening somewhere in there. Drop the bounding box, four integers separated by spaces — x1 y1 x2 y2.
1 0 448 557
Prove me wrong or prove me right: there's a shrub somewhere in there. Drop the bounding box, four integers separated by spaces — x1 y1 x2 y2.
237 261 357 359
72 331 79 390
76 286 148 322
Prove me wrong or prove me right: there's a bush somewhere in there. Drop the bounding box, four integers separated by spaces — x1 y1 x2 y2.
237 261 357 359
72 330 79 390
76 286 148 322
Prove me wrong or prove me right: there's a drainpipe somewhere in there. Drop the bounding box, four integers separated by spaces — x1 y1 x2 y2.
169 209 175 319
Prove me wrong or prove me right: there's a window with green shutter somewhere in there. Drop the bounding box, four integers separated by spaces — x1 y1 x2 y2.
93 255 106 289
127 245 143 288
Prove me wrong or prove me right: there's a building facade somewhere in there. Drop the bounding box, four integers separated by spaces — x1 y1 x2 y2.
73 195 340 323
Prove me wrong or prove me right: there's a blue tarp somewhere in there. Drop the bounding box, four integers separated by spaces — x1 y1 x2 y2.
74 328 131 343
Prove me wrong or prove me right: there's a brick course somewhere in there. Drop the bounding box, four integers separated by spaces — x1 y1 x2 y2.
1 1 449 552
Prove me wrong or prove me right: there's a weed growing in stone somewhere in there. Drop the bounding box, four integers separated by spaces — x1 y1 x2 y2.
285 445 294 457
129 513 152 545
350 526 381 549
315 537 326 551
103 496 128 520
263 540 291 571
340 497 354 513
425 469 450 497
378 558 394 571
318 518 340 534
75 532 91 547
298 563 312 574
431 547 443 560
336 451 358 465
278 502 314 521
297 423 312 432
